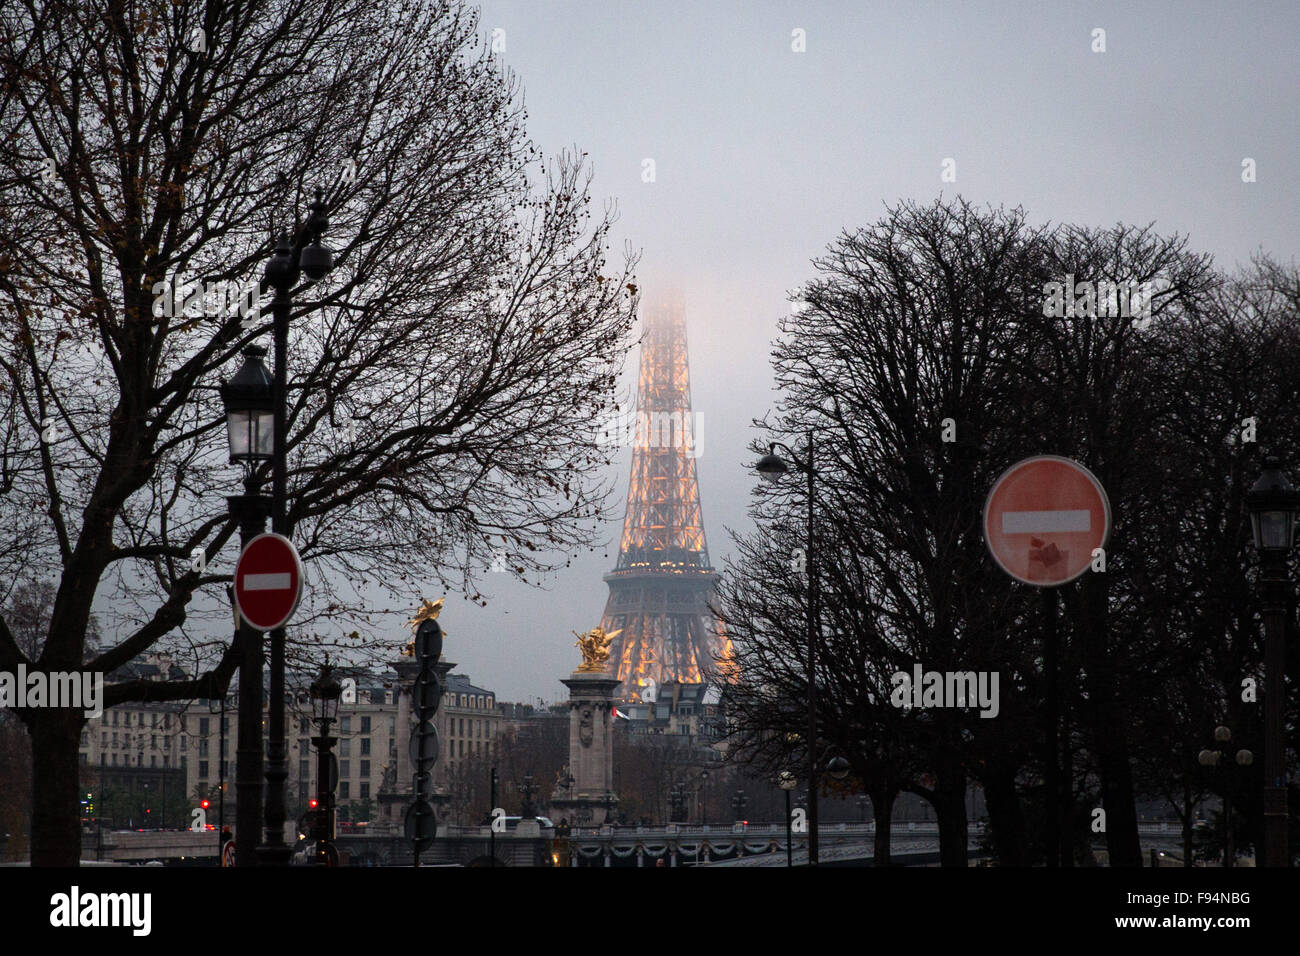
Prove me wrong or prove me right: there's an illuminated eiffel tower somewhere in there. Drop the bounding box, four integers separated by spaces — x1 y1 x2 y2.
597 302 734 701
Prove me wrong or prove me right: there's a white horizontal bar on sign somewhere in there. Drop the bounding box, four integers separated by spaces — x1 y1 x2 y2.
243 572 291 591
1001 510 1091 534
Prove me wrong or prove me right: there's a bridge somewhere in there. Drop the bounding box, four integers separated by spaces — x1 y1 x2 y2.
80 821 1188 866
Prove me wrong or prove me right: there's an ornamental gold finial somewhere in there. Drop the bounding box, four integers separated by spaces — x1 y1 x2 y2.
573 626 621 672
406 598 444 631
401 597 445 655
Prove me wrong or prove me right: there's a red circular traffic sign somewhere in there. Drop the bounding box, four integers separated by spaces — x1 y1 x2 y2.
983 455 1111 587
233 532 303 630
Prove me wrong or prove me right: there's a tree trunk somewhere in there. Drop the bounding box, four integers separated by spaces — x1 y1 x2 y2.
933 761 969 867
30 708 85 866
871 786 896 865
1080 575 1142 866
983 761 1029 865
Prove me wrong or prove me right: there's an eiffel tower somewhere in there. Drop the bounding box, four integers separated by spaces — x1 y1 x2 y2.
597 302 733 701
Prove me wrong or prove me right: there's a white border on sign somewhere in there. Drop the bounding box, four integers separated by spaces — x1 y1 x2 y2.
982 454 1112 588
234 531 305 631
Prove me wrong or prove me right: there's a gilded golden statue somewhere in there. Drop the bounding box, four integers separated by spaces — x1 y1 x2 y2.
573 626 621 672
401 597 445 655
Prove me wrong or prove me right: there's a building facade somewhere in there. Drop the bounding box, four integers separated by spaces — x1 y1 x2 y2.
78 650 504 830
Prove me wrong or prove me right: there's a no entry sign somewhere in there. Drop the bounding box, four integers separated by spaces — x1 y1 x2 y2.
983 455 1111 587
233 532 304 631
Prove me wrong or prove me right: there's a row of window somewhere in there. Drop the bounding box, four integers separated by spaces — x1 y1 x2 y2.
447 692 493 710
447 717 495 739
296 715 396 736
87 731 195 752
86 753 183 768
96 711 176 729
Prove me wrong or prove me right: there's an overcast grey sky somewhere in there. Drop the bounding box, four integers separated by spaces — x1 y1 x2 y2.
410 0 1300 705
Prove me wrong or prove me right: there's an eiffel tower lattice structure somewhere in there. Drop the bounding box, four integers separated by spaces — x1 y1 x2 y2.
597 302 734 701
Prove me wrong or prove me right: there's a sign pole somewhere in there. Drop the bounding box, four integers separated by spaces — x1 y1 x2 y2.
1043 586 1059 868
983 455 1111 869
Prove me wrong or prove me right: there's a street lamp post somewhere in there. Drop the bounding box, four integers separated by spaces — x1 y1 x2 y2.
221 346 274 866
756 430 821 864
259 190 335 866
1246 457 1298 868
208 694 230 862
778 770 797 867
1198 725 1253 868
309 663 342 867
669 783 685 824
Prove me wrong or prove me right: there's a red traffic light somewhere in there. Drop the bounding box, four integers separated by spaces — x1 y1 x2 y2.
201 800 211 809
308 798 319 809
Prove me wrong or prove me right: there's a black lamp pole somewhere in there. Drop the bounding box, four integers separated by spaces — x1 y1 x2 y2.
1247 457 1298 867
757 430 820 864
259 189 334 865
221 346 273 866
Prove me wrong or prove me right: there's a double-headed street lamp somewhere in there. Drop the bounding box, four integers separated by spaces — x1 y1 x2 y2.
220 191 336 865
1246 457 1299 868
756 430 821 864
259 190 336 866
1198 725 1253 868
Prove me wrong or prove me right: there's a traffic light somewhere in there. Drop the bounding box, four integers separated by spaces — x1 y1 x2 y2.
200 799 211 810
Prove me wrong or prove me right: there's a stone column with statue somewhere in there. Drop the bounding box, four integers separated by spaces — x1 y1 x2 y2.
377 598 451 829
550 627 622 826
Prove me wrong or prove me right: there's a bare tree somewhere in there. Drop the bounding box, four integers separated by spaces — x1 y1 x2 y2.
0 0 636 863
718 199 1290 867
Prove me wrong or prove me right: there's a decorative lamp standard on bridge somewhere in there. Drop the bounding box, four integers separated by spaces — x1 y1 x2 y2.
1246 457 1299 867
731 788 748 823
699 770 710 826
669 783 686 824
207 694 231 860
519 775 540 820
757 432 821 863
221 346 273 866
1198 726 1253 868
309 662 342 866
778 770 798 867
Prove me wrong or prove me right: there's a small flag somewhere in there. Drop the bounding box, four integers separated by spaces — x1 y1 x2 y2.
612 706 631 720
